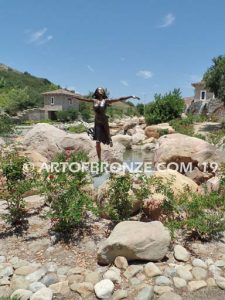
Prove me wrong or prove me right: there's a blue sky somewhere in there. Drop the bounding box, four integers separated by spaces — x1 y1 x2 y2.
1 0 225 103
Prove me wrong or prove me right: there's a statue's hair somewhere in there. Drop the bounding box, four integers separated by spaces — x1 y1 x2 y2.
93 87 108 99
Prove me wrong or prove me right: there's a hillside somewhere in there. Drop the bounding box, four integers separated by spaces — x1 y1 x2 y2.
0 64 58 114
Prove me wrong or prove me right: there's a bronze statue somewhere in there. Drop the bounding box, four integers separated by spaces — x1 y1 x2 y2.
73 87 140 161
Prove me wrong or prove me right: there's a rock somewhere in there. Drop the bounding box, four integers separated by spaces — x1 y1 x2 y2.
20 150 47 169
112 135 132 149
67 274 84 285
154 133 225 171
174 245 190 262
84 271 101 285
0 256 6 263
206 176 220 192
0 277 10 285
215 260 225 267
135 286 154 300
103 269 121 283
97 221 171 264
94 279 114 299
57 266 70 276
145 124 175 139
28 282 46 293
206 258 214 266
15 265 38 276
11 289 33 300
188 280 207 292
173 277 187 288
142 143 156 152
207 277 216 287
10 257 30 269
45 263 58 273
114 256 128 270
154 286 174 295
24 195 45 210
23 123 67 159
154 169 200 196
124 265 143 279
132 131 146 145
158 291 182 300
49 281 69 295
26 268 47 283
143 194 165 220
192 258 207 269
10 275 30 290
0 264 13 277
155 276 172 286
41 273 59 287
176 266 193 281
30 287 53 300
209 264 221 276
215 276 225 289
0 286 10 298
192 267 208 280
112 289 128 300
144 262 162 277
164 267 177 278
70 282 94 297
185 167 212 184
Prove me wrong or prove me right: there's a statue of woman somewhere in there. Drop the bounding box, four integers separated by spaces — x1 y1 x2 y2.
74 87 140 161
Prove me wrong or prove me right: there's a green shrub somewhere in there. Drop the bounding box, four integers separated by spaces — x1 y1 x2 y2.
0 151 38 226
169 118 194 136
68 124 86 133
104 174 133 221
0 114 15 136
56 108 78 122
41 151 95 232
144 89 185 125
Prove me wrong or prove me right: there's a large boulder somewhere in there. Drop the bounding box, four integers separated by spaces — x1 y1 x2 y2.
154 169 200 195
112 135 132 149
23 123 125 163
23 123 67 159
154 133 225 171
97 221 171 264
145 123 175 139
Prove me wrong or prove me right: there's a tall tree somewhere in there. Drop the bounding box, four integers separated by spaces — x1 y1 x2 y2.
204 55 225 103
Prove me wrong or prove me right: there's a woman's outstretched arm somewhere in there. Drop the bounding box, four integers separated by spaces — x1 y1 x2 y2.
72 94 94 103
109 95 140 103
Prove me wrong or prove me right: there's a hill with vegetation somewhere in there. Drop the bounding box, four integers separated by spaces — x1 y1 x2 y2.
0 63 58 115
0 63 139 119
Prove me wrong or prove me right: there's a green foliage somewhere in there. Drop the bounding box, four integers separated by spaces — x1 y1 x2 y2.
136 103 145 115
68 124 86 133
0 114 15 136
204 55 225 103
169 118 194 136
0 151 38 226
41 151 95 232
207 128 225 145
105 174 133 221
0 68 58 114
56 108 79 122
145 89 185 125
79 102 92 121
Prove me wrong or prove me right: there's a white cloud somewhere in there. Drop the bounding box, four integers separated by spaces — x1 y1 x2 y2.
159 13 175 28
28 28 53 45
87 65 94 72
120 80 129 86
136 70 153 79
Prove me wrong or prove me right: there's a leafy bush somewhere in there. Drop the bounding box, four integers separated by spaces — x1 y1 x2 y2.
41 150 95 232
68 124 86 133
169 118 194 136
145 89 185 125
207 128 225 145
0 151 38 226
104 174 133 221
0 114 14 136
56 108 78 122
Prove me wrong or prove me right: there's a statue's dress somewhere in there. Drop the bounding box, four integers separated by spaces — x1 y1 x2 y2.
93 99 112 145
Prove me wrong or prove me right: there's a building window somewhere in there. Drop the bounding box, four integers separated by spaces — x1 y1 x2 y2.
68 98 72 105
200 90 206 100
51 97 54 105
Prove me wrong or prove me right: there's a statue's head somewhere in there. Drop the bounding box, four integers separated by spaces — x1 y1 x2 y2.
93 87 107 99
